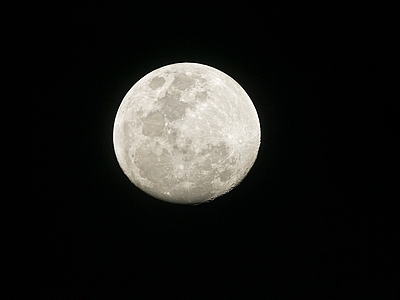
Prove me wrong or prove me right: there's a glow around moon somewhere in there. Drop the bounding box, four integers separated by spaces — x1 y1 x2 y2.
113 62 260 204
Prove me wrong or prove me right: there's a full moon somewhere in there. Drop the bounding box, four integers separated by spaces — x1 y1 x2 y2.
113 62 260 204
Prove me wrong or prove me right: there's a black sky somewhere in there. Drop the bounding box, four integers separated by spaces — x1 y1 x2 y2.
4 1 397 299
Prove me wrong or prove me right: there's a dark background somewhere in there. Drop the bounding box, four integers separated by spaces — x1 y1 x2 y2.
4 1 397 298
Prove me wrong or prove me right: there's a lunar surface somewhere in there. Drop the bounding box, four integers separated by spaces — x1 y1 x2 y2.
113 62 260 204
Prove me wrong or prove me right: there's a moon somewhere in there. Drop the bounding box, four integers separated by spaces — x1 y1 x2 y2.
113 62 261 204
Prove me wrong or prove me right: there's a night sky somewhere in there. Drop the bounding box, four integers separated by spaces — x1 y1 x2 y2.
5 2 396 298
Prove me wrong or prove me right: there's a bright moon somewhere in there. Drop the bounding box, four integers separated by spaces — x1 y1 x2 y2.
113 62 261 204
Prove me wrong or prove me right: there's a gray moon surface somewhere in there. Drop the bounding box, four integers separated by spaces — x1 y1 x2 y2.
113 62 261 204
